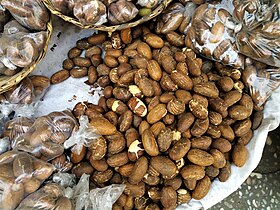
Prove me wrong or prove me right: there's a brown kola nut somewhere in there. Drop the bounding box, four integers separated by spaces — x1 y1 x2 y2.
161 186 177 208
124 181 145 197
118 163 134 177
169 137 191 161
128 156 148 184
142 128 159 156
157 127 173 152
88 136 107 160
106 132 126 155
187 149 214 166
150 156 177 179
232 143 248 167
180 164 205 180
192 176 211 200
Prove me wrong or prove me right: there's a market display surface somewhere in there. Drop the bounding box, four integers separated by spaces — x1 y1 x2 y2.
0 0 279 210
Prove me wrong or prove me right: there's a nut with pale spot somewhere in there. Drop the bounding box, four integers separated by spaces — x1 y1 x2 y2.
167 99 185 115
128 140 144 161
177 189 191 205
128 97 148 117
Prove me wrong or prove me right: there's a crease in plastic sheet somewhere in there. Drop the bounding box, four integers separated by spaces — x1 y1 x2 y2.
33 16 280 210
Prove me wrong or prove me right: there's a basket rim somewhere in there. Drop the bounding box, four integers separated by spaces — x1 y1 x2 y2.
0 17 53 94
42 0 172 32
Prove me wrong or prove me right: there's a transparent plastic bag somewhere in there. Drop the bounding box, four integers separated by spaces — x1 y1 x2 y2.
73 0 107 25
0 151 55 210
71 174 90 210
51 153 73 172
3 20 29 35
0 136 11 155
0 0 50 31
185 3 245 68
242 58 280 106
51 0 75 15
156 2 185 34
2 117 34 151
88 184 126 210
52 172 76 188
185 0 280 68
64 115 101 156
108 0 138 25
13 110 78 161
15 183 73 210
0 76 50 121
0 28 47 71
70 173 125 210
156 1 197 34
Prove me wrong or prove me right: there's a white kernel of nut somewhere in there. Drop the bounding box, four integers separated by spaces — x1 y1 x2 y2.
112 100 120 112
234 82 243 93
134 98 147 117
143 173 149 179
177 189 188 195
176 158 185 169
128 140 144 159
232 69 241 76
172 131 181 141
129 85 142 96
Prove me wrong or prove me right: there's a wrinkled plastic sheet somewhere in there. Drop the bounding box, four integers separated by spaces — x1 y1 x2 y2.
33 15 280 210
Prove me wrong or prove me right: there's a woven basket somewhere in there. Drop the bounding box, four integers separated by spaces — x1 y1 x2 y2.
0 19 53 94
43 0 172 32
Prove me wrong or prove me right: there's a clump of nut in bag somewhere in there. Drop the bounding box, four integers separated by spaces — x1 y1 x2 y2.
0 0 50 76
0 75 51 154
0 151 54 210
181 0 280 68
51 24 265 209
49 0 164 26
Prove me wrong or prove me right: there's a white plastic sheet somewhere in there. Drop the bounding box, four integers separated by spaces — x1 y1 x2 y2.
33 15 280 210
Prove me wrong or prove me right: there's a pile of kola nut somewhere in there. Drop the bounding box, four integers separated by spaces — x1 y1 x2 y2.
50 23 263 209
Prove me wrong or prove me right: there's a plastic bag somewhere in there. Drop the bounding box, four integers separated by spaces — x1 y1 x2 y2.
64 115 101 155
71 174 91 210
2 117 34 152
0 76 50 122
70 173 125 210
88 184 126 210
15 183 73 210
73 0 107 25
185 0 280 68
51 153 73 172
0 28 47 73
12 110 77 161
51 0 75 15
0 151 55 210
0 0 50 31
3 20 29 35
0 5 11 32
108 0 138 25
0 33 39 70
155 2 197 34
185 3 245 68
242 58 280 106
52 172 76 188
0 136 11 155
